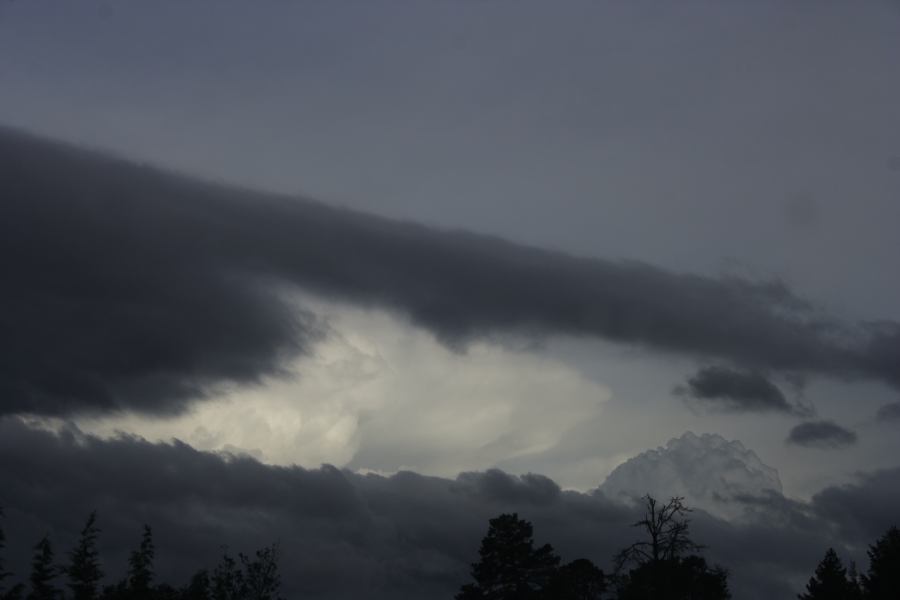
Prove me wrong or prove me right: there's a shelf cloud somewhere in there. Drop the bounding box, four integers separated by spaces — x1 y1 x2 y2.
3 127 899 417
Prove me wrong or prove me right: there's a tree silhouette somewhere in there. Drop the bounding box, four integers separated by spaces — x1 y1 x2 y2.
66 512 103 600
456 513 560 600
860 526 900 600
798 548 860 600
0 508 11 594
544 558 606 600
239 545 283 600
1 508 24 600
615 496 701 570
126 526 155 599
26 537 58 600
211 549 243 600
617 555 729 600
614 496 729 600
181 570 211 600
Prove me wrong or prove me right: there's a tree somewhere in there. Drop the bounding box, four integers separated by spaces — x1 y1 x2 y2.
181 570 211 600
126 525 155 599
544 558 606 600
614 496 729 600
66 512 103 600
456 513 560 600
798 548 859 600
1 508 24 600
861 526 900 600
615 496 701 570
27 537 59 600
617 556 729 600
239 544 284 600
211 549 243 600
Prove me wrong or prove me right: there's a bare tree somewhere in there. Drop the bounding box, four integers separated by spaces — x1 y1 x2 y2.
614 495 703 572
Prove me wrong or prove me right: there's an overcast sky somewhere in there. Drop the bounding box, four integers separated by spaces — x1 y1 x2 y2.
2 1 900 598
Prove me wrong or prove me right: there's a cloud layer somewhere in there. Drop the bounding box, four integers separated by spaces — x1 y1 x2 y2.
3 127 899 416
0 418 895 600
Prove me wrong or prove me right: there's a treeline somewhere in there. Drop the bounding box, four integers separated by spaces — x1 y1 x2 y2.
3 498 899 600
454 495 900 600
0 509 283 600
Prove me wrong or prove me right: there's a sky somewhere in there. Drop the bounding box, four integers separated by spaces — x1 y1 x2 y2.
1 1 900 598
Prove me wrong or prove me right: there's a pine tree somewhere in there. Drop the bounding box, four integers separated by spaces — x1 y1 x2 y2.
27 537 58 600
127 525 155 599
456 513 560 600
860 526 900 600
66 512 103 600
0 508 10 594
0 508 24 600
798 548 858 600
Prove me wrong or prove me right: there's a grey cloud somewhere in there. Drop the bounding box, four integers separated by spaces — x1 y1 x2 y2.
3 127 900 416
811 466 900 542
676 366 811 416
875 402 900 421
0 418 894 600
454 469 561 506
786 420 858 449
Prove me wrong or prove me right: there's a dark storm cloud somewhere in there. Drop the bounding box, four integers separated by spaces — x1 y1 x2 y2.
875 401 900 421
786 420 858 449
811 466 900 542
0 418 892 600
3 127 900 416
675 366 811 415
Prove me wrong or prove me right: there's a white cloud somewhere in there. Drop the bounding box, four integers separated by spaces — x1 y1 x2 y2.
77 301 611 478
599 431 783 520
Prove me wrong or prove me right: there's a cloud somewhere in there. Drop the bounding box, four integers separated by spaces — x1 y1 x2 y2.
811 466 900 542
875 402 900 421
3 127 900 416
0 418 893 600
786 420 858 449
675 366 811 416
599 431 783 520
73 305 611 480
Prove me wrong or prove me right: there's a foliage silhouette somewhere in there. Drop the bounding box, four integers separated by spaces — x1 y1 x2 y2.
613 496 729 600
27 537 59 600
237 545 283 600
544 558 606 600
798 548 861 600
126 526 155 599
860 526 900 600
617 555 729 600
456 513 560 600
66 513 103 600
1 508 25 600
0 502 896 599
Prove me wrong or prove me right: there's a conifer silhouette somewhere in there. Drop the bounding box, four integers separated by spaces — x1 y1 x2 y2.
66 512 103 600
0 508 24 600
126 526 155 599
456 513 560 600
26 537 58 600
860 526 900 600
798 548 860 600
